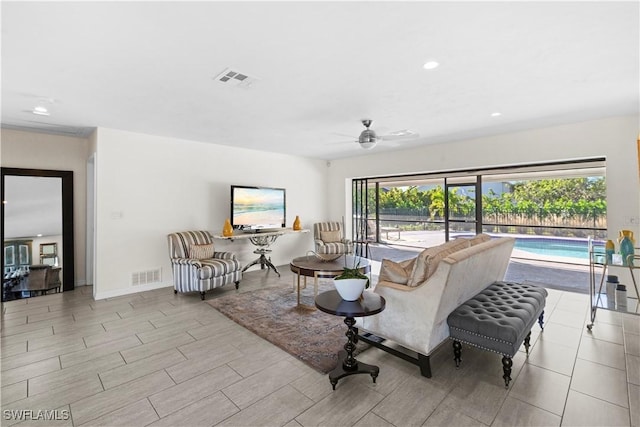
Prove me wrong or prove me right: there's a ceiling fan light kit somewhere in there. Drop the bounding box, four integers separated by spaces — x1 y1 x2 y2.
359 132 377 149
359 119 377 149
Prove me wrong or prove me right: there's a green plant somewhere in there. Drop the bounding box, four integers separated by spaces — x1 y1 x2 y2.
335 260 370 288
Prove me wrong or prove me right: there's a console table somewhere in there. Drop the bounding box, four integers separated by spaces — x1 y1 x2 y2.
214 228 309 277
587 247 639 331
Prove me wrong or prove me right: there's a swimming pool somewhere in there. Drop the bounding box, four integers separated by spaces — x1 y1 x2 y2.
513 238 599 260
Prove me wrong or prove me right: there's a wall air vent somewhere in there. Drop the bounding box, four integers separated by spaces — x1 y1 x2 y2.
214 68 258 88
131 268 161 286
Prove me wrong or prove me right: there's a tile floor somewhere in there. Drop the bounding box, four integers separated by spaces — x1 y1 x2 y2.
1 268 638 427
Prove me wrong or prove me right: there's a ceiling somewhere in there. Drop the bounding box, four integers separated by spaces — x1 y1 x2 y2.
1 1 638 160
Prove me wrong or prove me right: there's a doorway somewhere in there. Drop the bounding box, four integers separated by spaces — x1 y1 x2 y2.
1 168 75 301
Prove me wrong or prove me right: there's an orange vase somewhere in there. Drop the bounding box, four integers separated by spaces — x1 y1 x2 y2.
293 215 301 231
222 218 233 237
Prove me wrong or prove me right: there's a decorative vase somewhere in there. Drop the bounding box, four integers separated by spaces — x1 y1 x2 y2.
293 215 302 231
605 239 615 264
222 218 233 237
606 275 618 309
619 234 634 267
616 284 628 309
618 229 635 245
333 278 367 301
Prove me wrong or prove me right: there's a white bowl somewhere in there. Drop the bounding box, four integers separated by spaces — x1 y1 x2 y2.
333 278 367 301
313 252 342 262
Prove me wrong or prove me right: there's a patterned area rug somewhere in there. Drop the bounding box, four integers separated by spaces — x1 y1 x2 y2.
206 281 368 374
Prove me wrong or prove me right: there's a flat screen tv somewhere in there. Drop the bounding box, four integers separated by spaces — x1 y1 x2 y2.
230 185 286 232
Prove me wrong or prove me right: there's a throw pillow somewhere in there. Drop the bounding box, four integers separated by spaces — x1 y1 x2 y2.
408 239 471 287
190 243 214 259
379 259 410 285
320 230 341 243
399 257 416 272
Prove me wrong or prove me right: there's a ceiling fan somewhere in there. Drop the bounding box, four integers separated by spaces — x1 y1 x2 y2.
342 119 420 150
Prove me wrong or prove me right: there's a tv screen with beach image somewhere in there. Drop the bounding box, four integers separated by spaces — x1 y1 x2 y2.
231 186 286 229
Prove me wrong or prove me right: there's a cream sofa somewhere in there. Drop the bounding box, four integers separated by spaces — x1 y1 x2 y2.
355 235 515 377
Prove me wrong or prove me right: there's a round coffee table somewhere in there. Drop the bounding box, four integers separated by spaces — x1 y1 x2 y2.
315 290 386 389
289 255 371 307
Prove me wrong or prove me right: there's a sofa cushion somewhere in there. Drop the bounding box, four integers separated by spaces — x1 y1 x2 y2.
197 258 241 279
408 239 471 287
190 243 215 260
469 233 492 246
320 230 341 243
379 259 411 285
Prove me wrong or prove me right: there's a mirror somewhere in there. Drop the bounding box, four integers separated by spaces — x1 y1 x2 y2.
40 242 58 265
2 168 75 301
41 243 57 255
4 176 63 238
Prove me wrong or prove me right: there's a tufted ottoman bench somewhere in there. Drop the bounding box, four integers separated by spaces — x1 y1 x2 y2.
446 281 547 387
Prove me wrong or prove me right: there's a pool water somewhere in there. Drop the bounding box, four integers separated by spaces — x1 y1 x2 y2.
514 238 597 260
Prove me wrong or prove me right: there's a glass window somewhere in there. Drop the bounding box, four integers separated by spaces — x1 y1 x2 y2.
353 159 606 264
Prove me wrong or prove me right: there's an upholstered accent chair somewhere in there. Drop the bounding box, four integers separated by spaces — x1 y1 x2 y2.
313 221 353 255
46 267 62 293
167 230 242 300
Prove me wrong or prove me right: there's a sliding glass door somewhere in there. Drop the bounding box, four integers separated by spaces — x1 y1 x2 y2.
445 177 481 241
352 159 606 265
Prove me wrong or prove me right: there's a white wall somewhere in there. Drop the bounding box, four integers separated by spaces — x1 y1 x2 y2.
93 127 328 299
0 129 89 286
328 115 640 296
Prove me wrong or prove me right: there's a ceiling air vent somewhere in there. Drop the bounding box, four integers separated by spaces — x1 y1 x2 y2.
214 68 258 88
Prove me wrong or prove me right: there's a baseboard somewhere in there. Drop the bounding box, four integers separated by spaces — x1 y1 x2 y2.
94 281 173 300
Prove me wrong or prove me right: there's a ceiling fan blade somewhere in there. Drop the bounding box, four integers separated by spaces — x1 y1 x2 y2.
331 132 358 139
327 139 357 145
380 130 420 141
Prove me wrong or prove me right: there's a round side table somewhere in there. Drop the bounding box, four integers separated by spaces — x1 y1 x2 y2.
315 290 385 389
290 255 370 308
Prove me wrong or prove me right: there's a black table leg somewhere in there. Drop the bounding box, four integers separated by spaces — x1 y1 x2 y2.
260 255 280 276
242 254 281 277
329 316 379 390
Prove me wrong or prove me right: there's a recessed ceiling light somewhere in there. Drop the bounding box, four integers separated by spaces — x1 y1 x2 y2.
491 112 502 117
423 61 440 70
37 234 43 237
32 106 50 116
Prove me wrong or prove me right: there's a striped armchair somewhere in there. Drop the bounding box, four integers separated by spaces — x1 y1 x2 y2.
167 231 242 300
313 221 353 255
